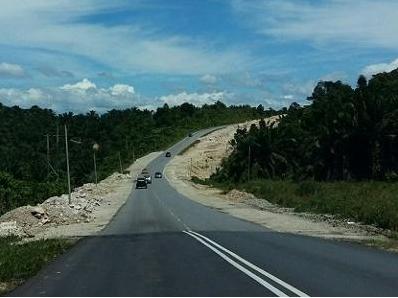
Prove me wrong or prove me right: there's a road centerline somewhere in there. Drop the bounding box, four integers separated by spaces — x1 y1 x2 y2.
183 230 289 297
189 230 308 297
184 230 309 297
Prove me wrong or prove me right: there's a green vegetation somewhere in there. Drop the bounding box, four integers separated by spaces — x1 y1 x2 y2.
0 236 74 295
211 68 398 232
214 70 398 182
231 179 398 231
0 101 276 216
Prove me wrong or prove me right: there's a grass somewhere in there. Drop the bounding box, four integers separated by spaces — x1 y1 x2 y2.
203 178 398 232
0 236 74 295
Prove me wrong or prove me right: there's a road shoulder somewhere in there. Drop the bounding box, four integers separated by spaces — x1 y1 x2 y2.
164 124 388 244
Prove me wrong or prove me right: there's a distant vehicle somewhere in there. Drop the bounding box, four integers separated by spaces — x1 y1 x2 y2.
154 172 162 178
188 132 193 137
141 168 149 174
144 174 152 184
135 177 147 189
165 151 171 157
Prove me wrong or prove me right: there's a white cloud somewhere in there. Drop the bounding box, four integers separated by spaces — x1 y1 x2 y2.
200 74 217 84
0 1 248 75
361 58 398 77
60 78 97 91
110 84 135 96
0 62 25 77
232 0 398 49
0 79 141 113
283 94 294 100
282 80 316 99
159 91 226 107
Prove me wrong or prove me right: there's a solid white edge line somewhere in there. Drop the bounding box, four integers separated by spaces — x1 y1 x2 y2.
183 231 288 297
188 230 309 297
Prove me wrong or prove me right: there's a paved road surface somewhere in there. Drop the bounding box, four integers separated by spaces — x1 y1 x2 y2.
11 128 398 296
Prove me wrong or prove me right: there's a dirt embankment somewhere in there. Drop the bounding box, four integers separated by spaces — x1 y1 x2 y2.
183 117 281 180
0 152 161 240
165 119 387 242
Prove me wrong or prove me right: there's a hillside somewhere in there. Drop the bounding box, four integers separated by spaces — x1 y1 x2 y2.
0 101 278 216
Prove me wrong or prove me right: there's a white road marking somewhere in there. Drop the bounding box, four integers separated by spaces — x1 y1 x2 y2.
152 191 190 230
188 230 309 297
183 230 288 297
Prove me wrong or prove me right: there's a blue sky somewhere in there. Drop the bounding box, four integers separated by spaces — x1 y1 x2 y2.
0 0 397 113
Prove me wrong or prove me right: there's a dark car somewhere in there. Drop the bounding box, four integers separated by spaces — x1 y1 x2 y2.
154 172 162 178
188 132 193 137
135 177 147 189
165 151 171 157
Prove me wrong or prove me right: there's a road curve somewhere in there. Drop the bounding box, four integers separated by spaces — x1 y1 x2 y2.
11 128 398 296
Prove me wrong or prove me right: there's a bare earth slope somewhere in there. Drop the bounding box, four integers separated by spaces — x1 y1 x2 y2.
165 120 386 242
0 151 162 239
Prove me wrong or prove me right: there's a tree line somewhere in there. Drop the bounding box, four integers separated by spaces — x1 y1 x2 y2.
213 68 398 183
0 101 275 215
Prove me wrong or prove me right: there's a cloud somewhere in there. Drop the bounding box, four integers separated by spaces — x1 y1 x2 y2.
97 72 114 79
0 79 141 113
159 91 227 107
282 80 316 99
361 58 398 77
36 65 74 78
200 74 217 84
283 94 294 100
0 1 249 75
60 78 97 91
0 62 25 77
222 72 265 89
320 71 347 82
232 0 398 49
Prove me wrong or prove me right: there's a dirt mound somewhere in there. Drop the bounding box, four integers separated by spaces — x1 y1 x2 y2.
185 116 282 180
0 173 132 238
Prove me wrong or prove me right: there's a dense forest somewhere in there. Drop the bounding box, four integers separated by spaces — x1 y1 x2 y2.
0 101 274 215
213 68 398 183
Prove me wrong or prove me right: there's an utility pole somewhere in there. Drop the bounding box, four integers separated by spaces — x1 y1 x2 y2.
46 134 50 177
56 123 59 155
93 143 99 186
65 125 71 204
118 152 123 173
248 145 251 182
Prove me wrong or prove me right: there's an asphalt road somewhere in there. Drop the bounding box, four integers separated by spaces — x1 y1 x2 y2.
11 128 398 296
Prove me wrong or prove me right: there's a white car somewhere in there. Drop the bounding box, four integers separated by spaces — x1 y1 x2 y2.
144 175 152 184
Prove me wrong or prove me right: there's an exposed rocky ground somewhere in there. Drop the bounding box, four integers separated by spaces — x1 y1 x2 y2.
0 152 161 239
183 117 282 180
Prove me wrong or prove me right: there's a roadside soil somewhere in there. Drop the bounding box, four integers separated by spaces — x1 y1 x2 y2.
0 152 161 240
165 120 390 245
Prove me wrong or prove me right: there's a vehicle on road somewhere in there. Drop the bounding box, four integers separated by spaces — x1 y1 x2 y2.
141 168 149 174
135 177 147 189
165 151 171 157
154 172 162 178
144 174 152 184
188 132 193 137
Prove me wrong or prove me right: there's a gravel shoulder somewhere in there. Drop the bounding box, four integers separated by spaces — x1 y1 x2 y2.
164 122 387 243
0 151 162 240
